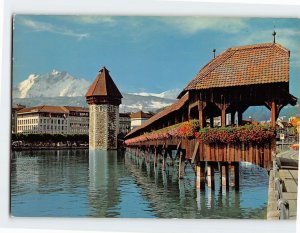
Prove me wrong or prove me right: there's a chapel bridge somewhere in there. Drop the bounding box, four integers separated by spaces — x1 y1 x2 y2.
124 42 297 189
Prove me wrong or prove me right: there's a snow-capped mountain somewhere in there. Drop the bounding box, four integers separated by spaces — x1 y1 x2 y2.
129 89 181 100
13 70 90 98
12 70 177 112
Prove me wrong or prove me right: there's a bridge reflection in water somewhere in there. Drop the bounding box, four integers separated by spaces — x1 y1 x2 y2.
11 149 268 218
122 150 268 218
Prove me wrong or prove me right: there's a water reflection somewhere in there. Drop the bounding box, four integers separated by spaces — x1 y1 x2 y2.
11 149 268 218
88 150 122 217
124 151 268 219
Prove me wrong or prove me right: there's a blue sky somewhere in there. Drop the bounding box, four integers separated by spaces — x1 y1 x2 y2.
13 15 300 97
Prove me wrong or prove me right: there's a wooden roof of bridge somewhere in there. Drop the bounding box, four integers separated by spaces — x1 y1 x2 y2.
179 43 290 97
126 93 189 138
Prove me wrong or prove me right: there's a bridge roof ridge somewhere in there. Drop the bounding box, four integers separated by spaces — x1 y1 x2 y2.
178 42 290 98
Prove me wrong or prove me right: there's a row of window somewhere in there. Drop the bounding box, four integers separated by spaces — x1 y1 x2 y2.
19 129 66 134
69 112 89 117
18 118 67 125
70 123 89 128
18 125 67 131
69 129 88 133
69 117 89 122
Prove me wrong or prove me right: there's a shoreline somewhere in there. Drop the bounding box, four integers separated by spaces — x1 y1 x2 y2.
11 146 89 151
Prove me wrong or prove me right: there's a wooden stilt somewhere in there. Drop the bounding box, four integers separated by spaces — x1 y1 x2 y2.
168 150 174 166
178 150 186 179
229 162 239 189
207 163 215 189
162 149 167 171
196 162 206 190
220 163 229 187
154 147 158 167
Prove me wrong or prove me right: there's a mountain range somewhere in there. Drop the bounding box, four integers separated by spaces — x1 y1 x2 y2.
13 70 299 120
12 70 177 112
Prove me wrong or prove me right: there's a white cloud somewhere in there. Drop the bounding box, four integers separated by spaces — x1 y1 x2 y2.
160 17 249 34
67 16 116 25
20 18 89 40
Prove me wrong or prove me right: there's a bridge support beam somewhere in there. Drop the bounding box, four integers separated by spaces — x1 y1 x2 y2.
207 164 215 189
229 162 239 189
178 150 186 179
220 163 229 187
168 150 174 166
162 149 167 171
154 147 158 167
196 162 206 190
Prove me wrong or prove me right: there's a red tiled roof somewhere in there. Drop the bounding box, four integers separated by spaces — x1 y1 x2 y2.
17 105 88 114
126 93 189 138
18 105 68 114
85 67 123 99
179 43 290 97
63 106 89 112
130 111 154 119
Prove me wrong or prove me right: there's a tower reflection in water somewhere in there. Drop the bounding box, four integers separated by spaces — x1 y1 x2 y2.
88 150 122 217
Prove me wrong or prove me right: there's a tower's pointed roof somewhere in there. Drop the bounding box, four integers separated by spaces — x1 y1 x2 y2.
85 67 123 99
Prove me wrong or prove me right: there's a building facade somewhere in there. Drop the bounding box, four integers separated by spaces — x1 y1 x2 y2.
119 113 131 134
12 104 26 133
85 67 123 150
130 111 153 130
16 105 89 134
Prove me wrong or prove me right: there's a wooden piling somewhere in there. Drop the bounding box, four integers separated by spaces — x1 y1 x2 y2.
196 162 206 190
220 163 229 187
207 163 215 189
229 162 239 189
178 150 186 179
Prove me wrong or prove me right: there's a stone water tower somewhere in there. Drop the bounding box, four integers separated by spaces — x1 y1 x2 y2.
85 67 123 150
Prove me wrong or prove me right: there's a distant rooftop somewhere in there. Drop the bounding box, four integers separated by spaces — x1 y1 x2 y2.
130 111 154 119
126 93 188 138
17 105 88 114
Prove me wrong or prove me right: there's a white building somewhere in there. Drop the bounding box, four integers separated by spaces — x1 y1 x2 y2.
130 111 153 130
16 105 89 134
119 113 131 134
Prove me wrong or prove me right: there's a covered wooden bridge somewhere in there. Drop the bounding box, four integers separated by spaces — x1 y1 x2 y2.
125 42 297 189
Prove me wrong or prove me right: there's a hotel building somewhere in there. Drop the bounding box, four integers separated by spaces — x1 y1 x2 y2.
16 105 89 134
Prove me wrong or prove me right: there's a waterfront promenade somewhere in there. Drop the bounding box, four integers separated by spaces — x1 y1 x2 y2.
267 149 298 219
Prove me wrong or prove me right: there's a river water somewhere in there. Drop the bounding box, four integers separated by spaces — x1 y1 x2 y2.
10 149 269 218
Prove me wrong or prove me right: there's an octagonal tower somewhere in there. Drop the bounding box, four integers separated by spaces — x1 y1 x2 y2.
85 67 123 150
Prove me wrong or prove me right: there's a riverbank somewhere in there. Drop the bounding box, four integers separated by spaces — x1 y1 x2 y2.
12 145 88 151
